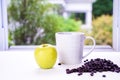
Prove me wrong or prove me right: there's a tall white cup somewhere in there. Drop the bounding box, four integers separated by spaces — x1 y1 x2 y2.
55 32 96 64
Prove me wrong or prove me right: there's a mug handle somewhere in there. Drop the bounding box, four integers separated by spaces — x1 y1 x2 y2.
82 36 96 59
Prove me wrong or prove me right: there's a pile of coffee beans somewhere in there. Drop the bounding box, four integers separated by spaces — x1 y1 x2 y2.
66 58 120 77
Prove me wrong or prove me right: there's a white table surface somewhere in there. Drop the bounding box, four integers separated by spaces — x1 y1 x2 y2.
0 50 120 80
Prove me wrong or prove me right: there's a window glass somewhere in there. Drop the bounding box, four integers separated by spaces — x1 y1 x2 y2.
7 0 113 47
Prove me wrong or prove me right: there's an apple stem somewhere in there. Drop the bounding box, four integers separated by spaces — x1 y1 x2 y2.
42 44 48 47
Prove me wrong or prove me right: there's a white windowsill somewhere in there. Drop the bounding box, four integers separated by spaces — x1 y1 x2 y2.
8 45 114 52
0 45 120 80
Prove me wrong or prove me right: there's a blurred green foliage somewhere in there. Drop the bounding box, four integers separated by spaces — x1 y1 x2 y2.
8 0 80 45
8 30 15 46
70 13 85 24
85 15 112 46
93 0 113 18
92 15 112 46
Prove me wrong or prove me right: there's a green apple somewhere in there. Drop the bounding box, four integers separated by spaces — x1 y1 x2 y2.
34 44 57 69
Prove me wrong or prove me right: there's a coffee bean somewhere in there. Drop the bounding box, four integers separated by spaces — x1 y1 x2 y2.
58 63 61 65
78 72 82 76
102 75 106 77
90 72 94 76
66 58 120 76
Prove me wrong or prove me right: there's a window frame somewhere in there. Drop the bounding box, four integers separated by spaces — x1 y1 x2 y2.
0 0 120 51
0 0 8 51
113 0 120 51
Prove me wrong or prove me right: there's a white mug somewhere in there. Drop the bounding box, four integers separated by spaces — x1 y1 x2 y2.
55 32 96 64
